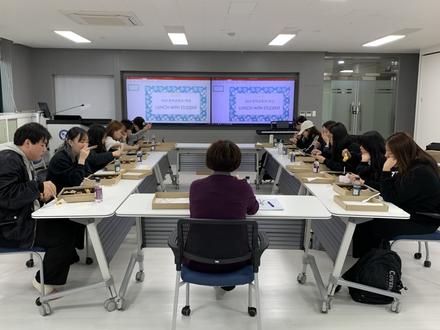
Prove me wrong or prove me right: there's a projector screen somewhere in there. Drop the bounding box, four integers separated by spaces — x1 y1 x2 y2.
125 76 211 124
211 78 295 124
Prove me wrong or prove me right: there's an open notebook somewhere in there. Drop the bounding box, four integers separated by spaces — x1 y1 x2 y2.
257 197 284 211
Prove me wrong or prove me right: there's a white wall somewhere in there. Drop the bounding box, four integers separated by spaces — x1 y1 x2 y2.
414 45 440 148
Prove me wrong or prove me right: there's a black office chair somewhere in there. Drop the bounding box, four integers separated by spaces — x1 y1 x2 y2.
168 218 269 330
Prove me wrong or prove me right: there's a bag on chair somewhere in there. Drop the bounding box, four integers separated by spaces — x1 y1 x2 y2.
343 248 405 304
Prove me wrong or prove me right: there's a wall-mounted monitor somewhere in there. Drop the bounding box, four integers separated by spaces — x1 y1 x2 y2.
211 78 295 125
125 76 211 124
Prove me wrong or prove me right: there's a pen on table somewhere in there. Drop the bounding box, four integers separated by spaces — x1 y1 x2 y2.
267 201 275 208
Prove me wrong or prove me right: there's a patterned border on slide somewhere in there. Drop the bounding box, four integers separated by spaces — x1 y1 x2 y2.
145 85 208 122
229 86 291 123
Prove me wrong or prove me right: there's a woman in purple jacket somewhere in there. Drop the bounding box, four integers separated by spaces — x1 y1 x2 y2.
187 140 259 290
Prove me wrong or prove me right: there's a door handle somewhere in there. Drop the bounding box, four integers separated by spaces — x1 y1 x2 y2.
357 102 362 132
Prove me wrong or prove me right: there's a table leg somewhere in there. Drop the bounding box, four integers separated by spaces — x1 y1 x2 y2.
271 166 282 194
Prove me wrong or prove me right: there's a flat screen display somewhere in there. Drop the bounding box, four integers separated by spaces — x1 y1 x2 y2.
211 78 295 124
125 76 211 124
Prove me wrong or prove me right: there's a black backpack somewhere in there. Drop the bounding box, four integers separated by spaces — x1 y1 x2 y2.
343 249 405 304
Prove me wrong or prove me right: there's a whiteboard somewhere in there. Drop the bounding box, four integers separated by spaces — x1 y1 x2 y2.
415 52 440 148
54 75 115 119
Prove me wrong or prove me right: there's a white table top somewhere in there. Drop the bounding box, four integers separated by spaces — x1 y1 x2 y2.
264 147 296 167
176 143 257 150
116 194 331 220
32 152 167 219
304 183 410 219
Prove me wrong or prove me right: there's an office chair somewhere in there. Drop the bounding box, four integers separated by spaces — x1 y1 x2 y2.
391 212 440 268
168 218 269 330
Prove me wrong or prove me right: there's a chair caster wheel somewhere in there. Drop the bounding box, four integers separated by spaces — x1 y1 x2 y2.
26 259 34 268
424 260 431 268
35 297 41 306
104 298 117 312
297 273 306 284
321 301 329 313
248 307 257 317
181 305 191 316
39 302 52 316
135 271 145 282
85 257 93 265
414 252 422 260
391 301 401 313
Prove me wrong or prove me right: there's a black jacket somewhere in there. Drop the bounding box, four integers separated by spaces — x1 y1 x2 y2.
296 135 325 154
324 140 361 172
47 146 90 193
380 162 440 225
86 149 114 174
356 160 385 191
0 150 43 248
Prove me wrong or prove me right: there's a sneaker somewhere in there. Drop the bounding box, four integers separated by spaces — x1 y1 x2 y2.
32 277 57 295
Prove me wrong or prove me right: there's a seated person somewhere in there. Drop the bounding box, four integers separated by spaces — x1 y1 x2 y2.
347 131 386 191
353 132 440 257
104 120 139 152
314 122 361 173
129 117 152 145
294 115 307 131
86 124 122 174
312 120 335 158
188 140 259 289
47 127 91 251
0 123 79 294
290 120 324 154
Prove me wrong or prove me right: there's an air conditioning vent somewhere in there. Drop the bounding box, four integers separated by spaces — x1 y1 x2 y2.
61 11 142 26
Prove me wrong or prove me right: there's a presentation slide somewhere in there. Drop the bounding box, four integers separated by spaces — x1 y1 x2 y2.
211 78 295 124
126 77 211 124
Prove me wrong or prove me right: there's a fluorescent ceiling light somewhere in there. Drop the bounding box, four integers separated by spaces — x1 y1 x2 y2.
168 33 188 45
340 70 353 73
54 30 91 43
363 35 405 47
269 34 296 46
338 60 345 64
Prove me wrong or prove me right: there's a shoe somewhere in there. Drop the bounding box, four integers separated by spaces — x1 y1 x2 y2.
32 277 57 295
221 286 236 291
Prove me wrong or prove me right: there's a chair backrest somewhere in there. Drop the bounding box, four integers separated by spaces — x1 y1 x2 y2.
176 218 258 270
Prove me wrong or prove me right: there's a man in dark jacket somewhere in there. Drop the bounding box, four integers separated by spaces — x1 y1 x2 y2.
0 123 79 294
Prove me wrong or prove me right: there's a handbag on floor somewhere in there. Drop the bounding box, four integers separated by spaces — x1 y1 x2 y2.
343 248 405 304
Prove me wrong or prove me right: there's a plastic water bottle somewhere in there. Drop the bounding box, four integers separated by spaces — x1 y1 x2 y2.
312 160 320 173
352 178 362 196
94 178 103 202
114 158 121 173
290 152 296 162
269 134 274 145
136 150 143 163
278 140 284 155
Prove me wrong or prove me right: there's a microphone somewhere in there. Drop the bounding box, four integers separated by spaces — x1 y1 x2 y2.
56 104 90 114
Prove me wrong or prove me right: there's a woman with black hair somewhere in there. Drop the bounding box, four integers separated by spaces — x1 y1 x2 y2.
86 124 122 174
314 122 360 172
348 131 386 190
353 132 440 257
291 120 324 154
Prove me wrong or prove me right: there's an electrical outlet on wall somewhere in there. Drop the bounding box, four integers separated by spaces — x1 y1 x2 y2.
306 111 312 117
312 111 316 117
299 112 306 116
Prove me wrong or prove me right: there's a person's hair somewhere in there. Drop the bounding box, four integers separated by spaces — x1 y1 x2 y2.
386 132 439 176
14 122 51 146
65 127 87 143
329 122 351 157
121 119 134 131
305 126 321 138
132 117 145 131
106 120 124 139
87 124 106 152
206 140 241 172
295 115 307 126
322 120 336 130
359 131 386 176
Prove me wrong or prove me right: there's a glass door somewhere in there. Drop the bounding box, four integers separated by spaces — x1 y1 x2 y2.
323 56 398 137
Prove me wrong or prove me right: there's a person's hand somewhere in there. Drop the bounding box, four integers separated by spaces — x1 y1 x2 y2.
78 146 90 165
143 123 152 131
311 149 322 156
383 157 397 172
361 152 371 163
315 155 326 164
112 148 123 158
347 173 365 185
322 133 330 145
42 180 57 201
313 141 321 149
290 136 298 144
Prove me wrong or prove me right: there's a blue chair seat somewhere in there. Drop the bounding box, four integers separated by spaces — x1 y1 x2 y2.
181 265 254 287
393 231 440 241
0 246 46 253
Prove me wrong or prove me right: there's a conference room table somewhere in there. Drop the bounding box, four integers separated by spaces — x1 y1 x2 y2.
301 183 410 313
31 151 168 315
115 193 332 305
175 143 262 188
